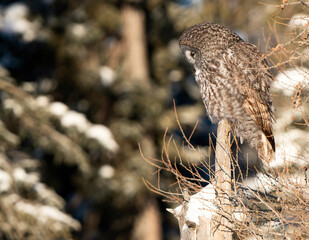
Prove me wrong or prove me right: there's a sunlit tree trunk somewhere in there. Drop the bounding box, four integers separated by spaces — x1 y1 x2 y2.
121 2 161 239
121 0 150 88
132 199 162 240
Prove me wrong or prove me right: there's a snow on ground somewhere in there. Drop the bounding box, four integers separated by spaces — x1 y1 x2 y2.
270 130 308 169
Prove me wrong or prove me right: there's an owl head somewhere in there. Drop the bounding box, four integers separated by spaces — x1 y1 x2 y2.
179 23 242 70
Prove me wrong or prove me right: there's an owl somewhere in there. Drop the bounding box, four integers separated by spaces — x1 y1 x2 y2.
179 23 275 164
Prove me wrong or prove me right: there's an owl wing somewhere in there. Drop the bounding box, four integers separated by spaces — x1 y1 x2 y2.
224 42 275 152
242 89 276 152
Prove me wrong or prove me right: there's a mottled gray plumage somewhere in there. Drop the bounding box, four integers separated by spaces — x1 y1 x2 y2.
179 23 275 162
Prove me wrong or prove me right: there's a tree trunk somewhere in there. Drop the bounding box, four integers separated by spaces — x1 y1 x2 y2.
121 0 150 88
132 198 162 240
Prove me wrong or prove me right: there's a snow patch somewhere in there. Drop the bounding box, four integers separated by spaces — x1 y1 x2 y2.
185 184 216 223
3 98 23 116
99 66 116 87
270 130 308 169
22 82 36 93
48 101 119 153
49 102 69 117
15 201 81 229
70 23 87 39
1 3 38 41
13 168 39 184
273 67 309 96
244 173 277 193
172 184 217 227
36 96 50 108
289 14 309 28
0 169 12 192
85 124 119 153
99 164 115 179
60 110 90 132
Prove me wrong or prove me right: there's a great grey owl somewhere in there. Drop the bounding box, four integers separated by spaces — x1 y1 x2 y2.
179 23 275 163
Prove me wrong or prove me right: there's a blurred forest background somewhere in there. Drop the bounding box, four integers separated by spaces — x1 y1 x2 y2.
0 0 308 239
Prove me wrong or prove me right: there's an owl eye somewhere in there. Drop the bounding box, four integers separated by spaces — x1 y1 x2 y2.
184 49 197 64
190 51 196 59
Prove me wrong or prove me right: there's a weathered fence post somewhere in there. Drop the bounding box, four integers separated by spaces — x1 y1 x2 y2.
213 119 233 239
167 119 233 239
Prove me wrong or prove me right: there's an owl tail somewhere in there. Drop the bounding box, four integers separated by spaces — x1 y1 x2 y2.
258 133 275 164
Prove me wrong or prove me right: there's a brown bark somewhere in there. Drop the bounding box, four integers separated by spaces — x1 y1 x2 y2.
121 1 150 88
132 198 162 240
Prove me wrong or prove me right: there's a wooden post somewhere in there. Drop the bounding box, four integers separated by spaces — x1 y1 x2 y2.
167 119 234 239
213 119 233 239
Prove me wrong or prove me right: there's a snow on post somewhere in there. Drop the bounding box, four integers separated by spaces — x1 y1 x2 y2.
167 185 217 239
